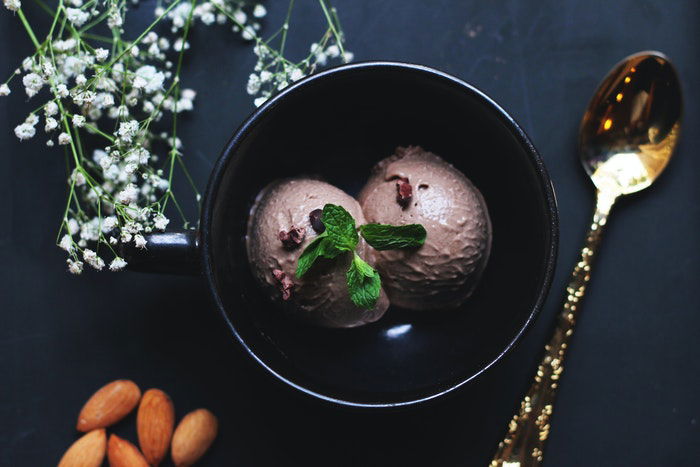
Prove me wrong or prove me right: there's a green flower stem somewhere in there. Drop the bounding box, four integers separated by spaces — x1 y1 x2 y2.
161 0 197 217
17 9 41 49
318 0 345 55
278 0 295 59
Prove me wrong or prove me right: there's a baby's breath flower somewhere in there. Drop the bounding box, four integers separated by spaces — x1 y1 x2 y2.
181 88 196 100
3 0 20 11
44 117 58 132
134 234 147 249
0 83 10 96
62 56 86 77
107 8 123 29
289 68 304 82
67 219 79 235
14 122 36 140
67 259 83 274
58 132 71 145
133 65 164 93
45 101 58 116
59 234 74 252
253 4 266 18
65 8 90 27
117 120 139 143
95 48 109 62
253 96 267 107
41 61 55 77
94 92 115 109
259 70 272 82
116 183 138 204
233 9 246 24
72 114 86 127
56 84 69 98
173 38 189 52
71 169 86 186
71 89 95 105
102 216 118 232
52 39 77 52
154 213 169 230
22 72 43 97
326 44 340 58
46 140 54 147
109 257 127 271
175 97 193 111
246 73 261 95
241 26 255 41
82 249 105 270
25 113 39 126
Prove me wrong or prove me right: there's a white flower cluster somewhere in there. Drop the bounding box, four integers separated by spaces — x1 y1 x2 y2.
247 30 353 107
2 0 352 274
1 3 199 273
158 0 265 42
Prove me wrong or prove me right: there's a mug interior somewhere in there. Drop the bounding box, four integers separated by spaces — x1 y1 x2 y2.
204 63 557 407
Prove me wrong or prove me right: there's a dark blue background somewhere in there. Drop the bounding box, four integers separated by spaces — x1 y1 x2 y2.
2 1 698 465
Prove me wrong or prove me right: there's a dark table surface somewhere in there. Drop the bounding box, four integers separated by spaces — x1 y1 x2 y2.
2 1 699 465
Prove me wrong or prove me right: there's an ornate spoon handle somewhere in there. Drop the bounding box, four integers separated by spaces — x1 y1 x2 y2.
490 189 617 466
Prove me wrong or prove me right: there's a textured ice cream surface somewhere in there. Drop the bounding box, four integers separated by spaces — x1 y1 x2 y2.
246 177 389 328
358 146 492 310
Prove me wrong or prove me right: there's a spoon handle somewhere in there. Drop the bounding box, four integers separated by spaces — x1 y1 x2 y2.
490 189 617 467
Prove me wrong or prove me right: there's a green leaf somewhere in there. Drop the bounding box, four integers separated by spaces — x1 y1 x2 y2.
359 223 427 250
295 232 344 278
346 253 382 309
322 204 359 252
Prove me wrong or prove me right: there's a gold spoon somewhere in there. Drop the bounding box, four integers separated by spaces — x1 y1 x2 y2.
490 51 682 466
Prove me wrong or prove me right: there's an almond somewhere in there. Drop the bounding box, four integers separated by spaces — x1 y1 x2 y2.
107 434 149 467
58 428 106 467
171 409 218 466
77 379 141 432
137 388 175 465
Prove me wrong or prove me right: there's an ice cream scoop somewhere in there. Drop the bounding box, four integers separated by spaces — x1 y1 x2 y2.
246 177 390 328
358 146 492 310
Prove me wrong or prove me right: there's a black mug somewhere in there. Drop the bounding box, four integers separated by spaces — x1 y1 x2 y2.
123 62 559 409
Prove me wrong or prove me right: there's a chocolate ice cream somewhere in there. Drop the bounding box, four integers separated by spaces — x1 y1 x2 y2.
358 146 492 310
246 177 390 328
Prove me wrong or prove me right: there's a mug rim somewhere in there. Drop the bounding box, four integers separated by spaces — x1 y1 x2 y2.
200 61 559 409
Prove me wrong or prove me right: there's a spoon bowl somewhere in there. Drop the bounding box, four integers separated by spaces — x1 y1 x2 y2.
579 51 682 195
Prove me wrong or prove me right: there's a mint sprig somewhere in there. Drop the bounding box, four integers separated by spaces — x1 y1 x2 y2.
294 203 426 310
295 232 343 277
321 203 359 251
346 253 382 309
359 224 427 250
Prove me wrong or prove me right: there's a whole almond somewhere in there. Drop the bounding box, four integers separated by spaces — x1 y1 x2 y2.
58 428 106 467
77 379 141 432
107 434 149 467
137 388 175 466
171 409 218 466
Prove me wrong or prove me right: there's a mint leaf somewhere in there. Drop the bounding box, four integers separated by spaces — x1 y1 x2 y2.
295 232 343 278
346 252 381 309
322 204 359 252
360 223 427 250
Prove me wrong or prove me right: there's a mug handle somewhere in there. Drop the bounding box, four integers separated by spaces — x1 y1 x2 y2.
119 230 200 275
